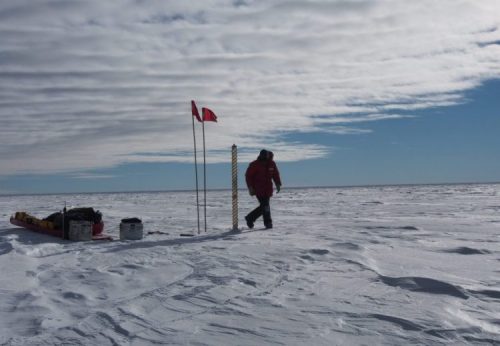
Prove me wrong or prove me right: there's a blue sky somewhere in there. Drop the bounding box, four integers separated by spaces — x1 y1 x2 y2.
1 1 499 194
2 79 499 194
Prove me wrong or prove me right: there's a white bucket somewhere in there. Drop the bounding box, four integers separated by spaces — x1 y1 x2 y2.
68 220 92 241
120 222 143 240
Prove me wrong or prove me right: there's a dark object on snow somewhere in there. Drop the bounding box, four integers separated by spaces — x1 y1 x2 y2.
119 218 143 240
147 231 169 235
45 207 102 233
10 207 107 240
121 217 142 223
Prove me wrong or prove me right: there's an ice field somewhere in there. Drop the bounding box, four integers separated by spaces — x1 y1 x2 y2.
0 184 499 345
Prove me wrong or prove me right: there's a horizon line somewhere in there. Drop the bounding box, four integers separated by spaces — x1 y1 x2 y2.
1 180 499 197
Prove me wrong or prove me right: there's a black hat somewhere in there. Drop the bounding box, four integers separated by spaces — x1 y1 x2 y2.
258 149 268 161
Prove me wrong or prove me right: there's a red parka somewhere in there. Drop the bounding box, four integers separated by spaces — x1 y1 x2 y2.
245 159 282 198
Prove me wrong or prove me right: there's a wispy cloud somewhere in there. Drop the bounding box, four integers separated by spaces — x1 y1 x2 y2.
0 0 499 175
69 173 115 180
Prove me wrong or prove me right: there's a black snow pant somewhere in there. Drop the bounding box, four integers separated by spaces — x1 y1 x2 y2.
246 196 272 228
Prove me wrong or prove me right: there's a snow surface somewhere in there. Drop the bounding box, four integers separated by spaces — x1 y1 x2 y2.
0 184 499 345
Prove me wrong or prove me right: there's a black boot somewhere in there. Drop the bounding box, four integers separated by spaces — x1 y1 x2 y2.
245 216 254 229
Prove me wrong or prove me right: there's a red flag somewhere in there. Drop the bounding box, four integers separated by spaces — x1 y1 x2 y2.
191 100 202 122
202 107 218 122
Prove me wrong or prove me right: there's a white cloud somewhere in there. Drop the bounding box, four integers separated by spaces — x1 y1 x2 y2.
0 0 499 175
69 173 115 180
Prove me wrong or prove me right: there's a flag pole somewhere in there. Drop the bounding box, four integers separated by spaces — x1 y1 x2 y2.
191 110 201 234
202 119 207 233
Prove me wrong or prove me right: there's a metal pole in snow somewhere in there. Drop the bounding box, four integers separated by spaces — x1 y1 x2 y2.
191 111 201 234
202 120 207 233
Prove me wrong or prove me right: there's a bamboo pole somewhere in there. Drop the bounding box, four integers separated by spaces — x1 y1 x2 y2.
231 144 238 232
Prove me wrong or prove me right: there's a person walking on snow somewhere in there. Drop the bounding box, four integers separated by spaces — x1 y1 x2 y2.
245 149 282 229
